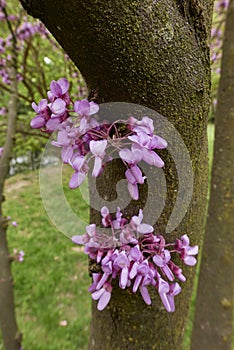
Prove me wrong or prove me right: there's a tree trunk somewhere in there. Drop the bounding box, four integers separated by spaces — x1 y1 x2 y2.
19 1 213 349
0 59 22 349
191 1 234 349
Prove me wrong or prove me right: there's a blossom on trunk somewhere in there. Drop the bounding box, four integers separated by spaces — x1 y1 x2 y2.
72 207 198 312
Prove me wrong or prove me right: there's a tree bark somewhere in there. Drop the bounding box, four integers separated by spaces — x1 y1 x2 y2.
191 1 234 349
19 1 213 349
0 55 22 350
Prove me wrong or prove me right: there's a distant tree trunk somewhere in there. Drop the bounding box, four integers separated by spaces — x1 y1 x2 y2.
0 53 22 349
20 1 213 349
191 1 234 349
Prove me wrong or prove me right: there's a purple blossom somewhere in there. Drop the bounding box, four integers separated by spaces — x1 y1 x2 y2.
30 99 51 129
18 250 25 262
13 249 25 262
48 78 70 105
52 128 75 163
157 275 181 312
0 0 6 9
113 252 130 289
72 207 198 312
175 234 199 266
74 99 99 117
153 250 174 281
132 260 150 292
0 147 4 157
11 221 18 227
130 209 153 235
31 79 198 313
89 140 107 177
129 116 154 135
73 100 99 134
119 147 142 164
31 79 168 200
50 98 66 117
125 165 146 200
91 282 113 311
139 285 151 305
131 141 165 168
69 156 88 189
16 22 38 40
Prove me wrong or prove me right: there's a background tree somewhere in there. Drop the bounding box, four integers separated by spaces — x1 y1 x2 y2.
19 1 214 349
209 0 229 120
191 0 234 349
0 0 86 172
0 1 86 349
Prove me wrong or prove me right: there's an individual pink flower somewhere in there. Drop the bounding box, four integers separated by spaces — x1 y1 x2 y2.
50 98 67 117
0 107 6 116
89 140 107 177
18 250 25 262
113 252 130 289
69 156 88 189
74 99 99 117
175 234 199 266
130 209 153 235
0 147 4 157
48 78 70 104
30 99 50 129
91 282 113 311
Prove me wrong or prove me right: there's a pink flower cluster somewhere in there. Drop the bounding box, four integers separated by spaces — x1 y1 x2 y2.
72 207 198 312
13 249 25 262
31 78 167 200
31 78 199 312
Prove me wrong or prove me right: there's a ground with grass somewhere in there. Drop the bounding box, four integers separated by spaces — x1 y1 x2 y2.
0 125 215 350
1 170 90 350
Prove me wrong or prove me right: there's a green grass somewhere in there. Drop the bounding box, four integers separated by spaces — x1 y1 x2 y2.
1 170 91 350
208 123 215 171
0 125 215 350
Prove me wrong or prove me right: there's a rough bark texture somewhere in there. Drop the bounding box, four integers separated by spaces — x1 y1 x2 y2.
191 1 234 349
19 1 213 349
0 59 22 349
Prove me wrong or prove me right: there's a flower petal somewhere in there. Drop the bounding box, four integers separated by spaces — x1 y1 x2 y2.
119 148 132 163
150 135 167 149
97 290 111 311
131 165 145 184
72 156 85 171
120 267 128 289
137 223 153 234
143 149 164 167
72 235 85 245
50 80 62 97
92 288 105 300
51 98 66 116
57 78 69 94
69 172 86 189
89 101 99 115
46 118 61 132
90 140 107 156
140 285 151 305
92 156 102 177
74 99 90 116
30 116 45 129
128 182 139 200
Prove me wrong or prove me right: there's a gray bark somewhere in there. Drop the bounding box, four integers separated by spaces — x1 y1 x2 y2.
19 1 213 349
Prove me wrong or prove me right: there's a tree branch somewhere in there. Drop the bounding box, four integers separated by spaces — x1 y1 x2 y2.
0 58 22 350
